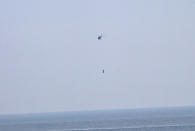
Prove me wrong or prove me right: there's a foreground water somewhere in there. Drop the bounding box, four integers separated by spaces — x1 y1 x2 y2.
0 107 195 131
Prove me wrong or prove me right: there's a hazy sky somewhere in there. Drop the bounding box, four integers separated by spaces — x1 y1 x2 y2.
0 0 195 114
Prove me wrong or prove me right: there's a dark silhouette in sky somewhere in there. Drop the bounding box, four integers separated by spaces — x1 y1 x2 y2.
98 35 103 40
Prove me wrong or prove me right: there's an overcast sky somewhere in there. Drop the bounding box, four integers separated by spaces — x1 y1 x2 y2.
0 0 194 114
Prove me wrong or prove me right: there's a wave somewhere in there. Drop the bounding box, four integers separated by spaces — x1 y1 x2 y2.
48 124 195 131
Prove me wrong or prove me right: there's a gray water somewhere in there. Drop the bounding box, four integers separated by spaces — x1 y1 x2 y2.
0 107 195 131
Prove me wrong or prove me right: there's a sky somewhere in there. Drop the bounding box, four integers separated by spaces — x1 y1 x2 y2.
0 0 194 114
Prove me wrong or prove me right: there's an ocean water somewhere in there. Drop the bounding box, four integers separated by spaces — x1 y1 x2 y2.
0 107 195 131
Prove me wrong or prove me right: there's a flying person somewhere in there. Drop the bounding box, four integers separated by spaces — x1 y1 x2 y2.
98 34 105 74
98 35 103 40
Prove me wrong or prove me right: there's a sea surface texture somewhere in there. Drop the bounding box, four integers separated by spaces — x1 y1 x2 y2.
0 107 195 131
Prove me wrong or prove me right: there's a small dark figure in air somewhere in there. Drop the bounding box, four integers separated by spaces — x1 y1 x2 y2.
98 35 103 40
102 69 104 74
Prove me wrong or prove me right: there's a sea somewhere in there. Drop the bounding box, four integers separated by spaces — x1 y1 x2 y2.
0 107 195 131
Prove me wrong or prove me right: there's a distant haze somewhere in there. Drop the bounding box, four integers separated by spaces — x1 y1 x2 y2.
0 0 194 114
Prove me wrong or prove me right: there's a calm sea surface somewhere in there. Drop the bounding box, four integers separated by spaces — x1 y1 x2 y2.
0 107 195 131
